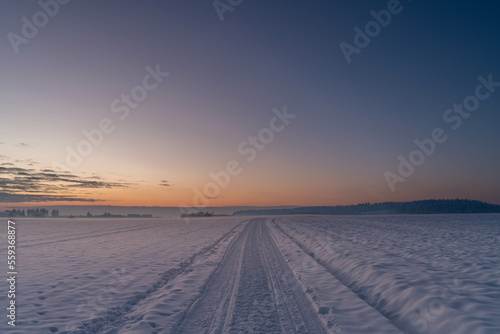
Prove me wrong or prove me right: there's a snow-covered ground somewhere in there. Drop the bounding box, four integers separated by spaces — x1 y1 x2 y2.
0 217 245 333
272 214 500 334
0 214 498 333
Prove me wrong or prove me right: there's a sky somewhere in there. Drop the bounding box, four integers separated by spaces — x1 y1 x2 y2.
0 0 499 209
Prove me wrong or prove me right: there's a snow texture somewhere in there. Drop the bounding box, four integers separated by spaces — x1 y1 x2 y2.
0 214 498 333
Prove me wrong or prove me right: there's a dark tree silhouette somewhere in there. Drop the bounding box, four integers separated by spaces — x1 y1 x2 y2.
233 199 500 216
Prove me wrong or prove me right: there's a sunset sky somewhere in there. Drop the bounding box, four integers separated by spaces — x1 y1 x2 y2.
1 1 499 208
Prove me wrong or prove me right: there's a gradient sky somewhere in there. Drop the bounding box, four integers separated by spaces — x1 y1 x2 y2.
1 0 499 208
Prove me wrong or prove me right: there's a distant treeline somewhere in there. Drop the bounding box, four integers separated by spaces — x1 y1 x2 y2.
0 209 153 218
85 212 153 218
1 208 59 217
233 199 500 216
180 211 230 218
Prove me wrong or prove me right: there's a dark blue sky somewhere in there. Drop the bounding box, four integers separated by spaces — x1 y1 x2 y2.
1 0 499 206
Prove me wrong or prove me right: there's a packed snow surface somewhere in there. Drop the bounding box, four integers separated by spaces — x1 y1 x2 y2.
0 214 498 333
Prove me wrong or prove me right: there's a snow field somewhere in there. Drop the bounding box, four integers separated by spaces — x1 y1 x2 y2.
272 214 500 334
0 217 245 334
1 214 498 334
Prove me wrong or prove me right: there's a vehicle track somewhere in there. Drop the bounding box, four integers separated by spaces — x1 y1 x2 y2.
175 218 327 334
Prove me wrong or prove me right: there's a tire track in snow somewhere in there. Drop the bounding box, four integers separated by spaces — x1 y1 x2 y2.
257 219 328 333
214 229 245 334
175 218 327 334
271 219 407 333
175 218 249 334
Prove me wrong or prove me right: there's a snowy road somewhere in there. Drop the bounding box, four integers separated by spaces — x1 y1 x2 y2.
175 218 327 334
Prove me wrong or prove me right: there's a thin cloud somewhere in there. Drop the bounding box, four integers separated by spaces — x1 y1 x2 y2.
159 180 170 187
13 158 37 166
0 192 101 203
0 164 134 203
16 142 33 148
